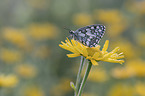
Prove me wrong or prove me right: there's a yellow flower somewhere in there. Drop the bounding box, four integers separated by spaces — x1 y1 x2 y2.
59 38 124 65
109 82 145 96
82 93 97 96
125 59 145 77
135 82 145 96
111 59 145 79
28 23 59 40
2 27 29 49
87 68 108 82
110 38 139 59
93 9 126 24
15 64 37 78
125 1 145 14
33 45 51 59
111 67 133 79
0 74 19 87
107 23 127 37
24 86 44 96
135 32 145 47
108 83 134 96
93 9 128 37
80 67 108 82
0 49 22 64
72 13 93 26
25 0 48 9
50 78 72 96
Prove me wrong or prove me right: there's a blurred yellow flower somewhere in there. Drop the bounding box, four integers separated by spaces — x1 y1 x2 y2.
0 74 18 87
111 59 145 79
94 9 124 24
24 86 44 96
2 27 30 49
135 82 145 96
126 0 145 14
107 23 127 37
82 93 96 96
135 32 145 47
126 59 145 77
59 38 124 65
34 45 51 59
0 49 22 63
87 68 108 82
110 38 138 59
72 13 93 26
94 9 127 37
28 23 59 40
15 64 37 78
111 67 132 79
108 83 134 96
26 0 48 9
109 82 145 96
50 78 72 96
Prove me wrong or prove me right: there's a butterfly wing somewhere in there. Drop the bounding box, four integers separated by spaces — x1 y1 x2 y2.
73 24 106 47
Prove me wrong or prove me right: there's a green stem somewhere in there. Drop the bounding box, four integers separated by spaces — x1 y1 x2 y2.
75 56 86 96
77 61 92 96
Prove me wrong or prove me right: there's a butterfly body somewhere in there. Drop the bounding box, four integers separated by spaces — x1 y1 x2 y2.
69 24 106 47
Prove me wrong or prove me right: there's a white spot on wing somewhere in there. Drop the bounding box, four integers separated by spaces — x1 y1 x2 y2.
91 27 94 29
96 26 99 29
95 30 98 32
87 38 91 41
78 33 85 37
86 31 91 35
98 29 102 32
78 31 81 33
89 36 93 39
86 41 89 46
86 29 91 31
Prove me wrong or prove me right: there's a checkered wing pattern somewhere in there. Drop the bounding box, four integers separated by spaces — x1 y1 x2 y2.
73 24 106 47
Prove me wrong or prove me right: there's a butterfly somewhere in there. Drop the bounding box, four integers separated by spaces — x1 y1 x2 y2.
66 24 106 47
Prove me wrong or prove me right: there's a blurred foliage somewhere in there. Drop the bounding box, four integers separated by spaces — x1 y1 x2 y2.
0 0 145 96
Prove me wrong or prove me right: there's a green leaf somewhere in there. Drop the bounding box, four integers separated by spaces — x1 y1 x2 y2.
70 81 76 91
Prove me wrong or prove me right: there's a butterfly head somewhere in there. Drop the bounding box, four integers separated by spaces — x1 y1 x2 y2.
64 26 75 36
69 30 75 35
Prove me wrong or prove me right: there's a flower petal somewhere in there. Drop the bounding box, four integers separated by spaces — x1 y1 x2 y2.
71 39 77 46
91 60 98 65
67 54 80 57
116 55 124 59
92 52 100 60
82 47 88 57
103 58 125 64
102 40 109 52
59 44 79 54
111 47 120 53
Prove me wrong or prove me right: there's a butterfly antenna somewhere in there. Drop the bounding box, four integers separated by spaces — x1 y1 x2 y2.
72 25 77 29
64 26 71 31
